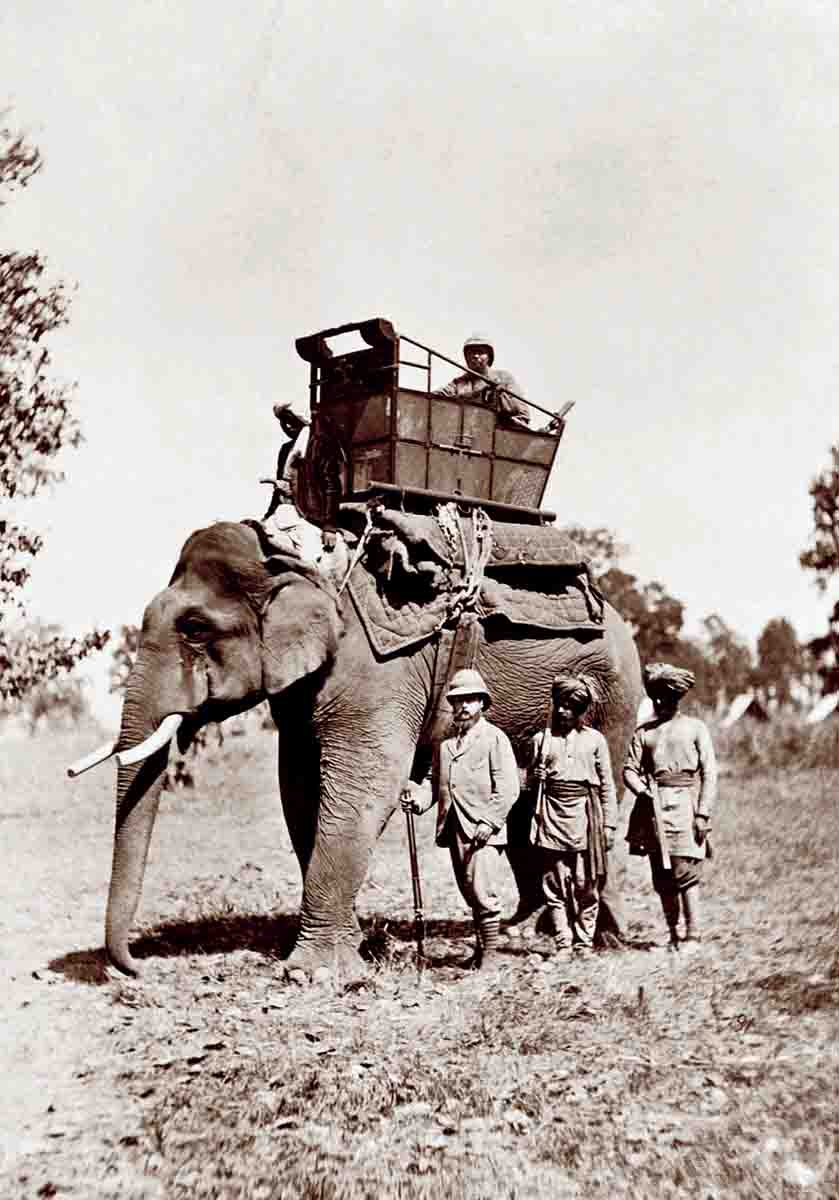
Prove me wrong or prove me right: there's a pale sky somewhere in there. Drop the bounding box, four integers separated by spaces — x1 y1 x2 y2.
3 0 837 664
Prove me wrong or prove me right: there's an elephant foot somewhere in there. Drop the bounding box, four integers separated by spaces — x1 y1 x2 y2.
282 938 369 986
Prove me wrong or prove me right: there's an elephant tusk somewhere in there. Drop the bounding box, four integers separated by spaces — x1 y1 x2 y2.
114 714 184 768
67 740 118 778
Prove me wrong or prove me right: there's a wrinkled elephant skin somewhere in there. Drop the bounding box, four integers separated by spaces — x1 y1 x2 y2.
106 522 641 979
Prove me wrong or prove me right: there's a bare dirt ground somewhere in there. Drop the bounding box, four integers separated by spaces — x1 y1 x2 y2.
1 722 837 1198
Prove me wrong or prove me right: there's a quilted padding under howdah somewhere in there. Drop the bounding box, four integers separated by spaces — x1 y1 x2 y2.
341 507 604 658
338 505 590 572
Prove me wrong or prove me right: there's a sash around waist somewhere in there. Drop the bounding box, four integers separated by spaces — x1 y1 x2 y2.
655 770 697 788
545 780 591 799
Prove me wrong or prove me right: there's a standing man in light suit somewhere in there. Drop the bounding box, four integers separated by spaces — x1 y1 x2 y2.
401 669 520 970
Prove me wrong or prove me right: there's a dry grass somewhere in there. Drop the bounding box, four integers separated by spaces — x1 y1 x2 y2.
715 712 839 771
1 720 837 1198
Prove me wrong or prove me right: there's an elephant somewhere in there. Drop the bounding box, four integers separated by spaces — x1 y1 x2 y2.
103 518 642 979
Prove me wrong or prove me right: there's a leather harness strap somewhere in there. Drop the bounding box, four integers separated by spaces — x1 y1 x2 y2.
419 610 482 749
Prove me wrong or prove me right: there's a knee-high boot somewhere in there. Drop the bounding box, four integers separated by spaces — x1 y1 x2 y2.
682 887 701 942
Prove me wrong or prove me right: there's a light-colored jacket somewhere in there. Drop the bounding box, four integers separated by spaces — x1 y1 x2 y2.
624 714 718 858
437 368 530 425
416 717 520 846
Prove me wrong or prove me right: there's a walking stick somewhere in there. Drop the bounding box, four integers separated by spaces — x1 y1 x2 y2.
533 696 554 820
404 806 426 961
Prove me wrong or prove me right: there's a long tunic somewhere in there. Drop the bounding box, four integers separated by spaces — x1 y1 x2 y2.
623 714 718 858
416 717 520 847
437 367 530 425
526 727 617 852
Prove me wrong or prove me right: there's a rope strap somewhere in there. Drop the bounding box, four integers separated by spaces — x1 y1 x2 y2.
434 503 493 630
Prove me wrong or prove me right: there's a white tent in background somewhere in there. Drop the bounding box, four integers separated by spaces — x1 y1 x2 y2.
721 691 758 728
805 692 839 725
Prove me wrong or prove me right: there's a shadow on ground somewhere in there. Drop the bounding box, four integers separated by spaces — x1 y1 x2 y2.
47 913 482 985
734 965 839 1015
47 912 661 985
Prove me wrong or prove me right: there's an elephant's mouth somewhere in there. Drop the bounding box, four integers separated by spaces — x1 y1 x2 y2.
174 693 264 753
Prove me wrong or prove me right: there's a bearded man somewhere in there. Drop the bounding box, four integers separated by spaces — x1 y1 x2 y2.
400 669 520 970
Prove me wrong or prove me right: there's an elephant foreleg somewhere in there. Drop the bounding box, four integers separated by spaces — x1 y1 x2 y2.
272 695 320 878
286 728 415 977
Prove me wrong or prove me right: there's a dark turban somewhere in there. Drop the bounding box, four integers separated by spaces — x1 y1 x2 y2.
552 674 592 712
643 662 695 697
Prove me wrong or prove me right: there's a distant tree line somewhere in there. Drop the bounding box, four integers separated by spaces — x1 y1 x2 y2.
563 526 811 712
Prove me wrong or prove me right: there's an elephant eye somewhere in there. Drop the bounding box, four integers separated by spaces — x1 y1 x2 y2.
177 615 213 644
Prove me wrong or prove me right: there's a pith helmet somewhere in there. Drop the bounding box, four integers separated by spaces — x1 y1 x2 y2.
446 668 492 707
463 333 495 367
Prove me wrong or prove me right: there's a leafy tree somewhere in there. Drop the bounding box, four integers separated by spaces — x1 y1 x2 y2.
108 624 140 695
564 524 686 659
699 614 754 705
807 601 839 697
0 119 108 701
755 617 801 707
0 619 89 727
799 443 839 591
600 568 686 662
799 444 839 697
563 524 627 578
565 523 757 707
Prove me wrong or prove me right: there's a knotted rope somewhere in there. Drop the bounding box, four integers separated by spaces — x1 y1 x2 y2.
434 503 493 629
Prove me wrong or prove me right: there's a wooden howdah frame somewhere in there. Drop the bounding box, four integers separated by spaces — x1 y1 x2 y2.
295 318 564 527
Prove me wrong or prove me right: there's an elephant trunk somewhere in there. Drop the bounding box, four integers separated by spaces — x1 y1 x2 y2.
105 691 173 976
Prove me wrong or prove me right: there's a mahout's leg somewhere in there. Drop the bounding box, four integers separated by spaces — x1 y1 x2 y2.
682 886 702 942
678 859 704 947
542 850 574 963
650 852 680 947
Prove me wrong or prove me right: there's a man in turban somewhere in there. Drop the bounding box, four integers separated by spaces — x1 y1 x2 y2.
263 402 311 514
524 674 617 964
400 668 520 970
260 402 348 574
624 662 718 951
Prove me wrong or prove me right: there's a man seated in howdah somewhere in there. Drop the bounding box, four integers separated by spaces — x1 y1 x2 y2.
437 333 531 427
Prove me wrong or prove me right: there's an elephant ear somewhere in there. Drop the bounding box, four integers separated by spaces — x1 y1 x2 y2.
260 572 343 695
